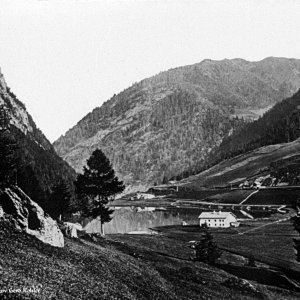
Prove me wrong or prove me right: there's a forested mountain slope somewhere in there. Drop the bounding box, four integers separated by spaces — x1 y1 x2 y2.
0 67 76 208
53 57 300 190
214 89 300 162
179 89 300 188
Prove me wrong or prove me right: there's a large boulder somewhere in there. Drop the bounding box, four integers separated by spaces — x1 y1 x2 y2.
62 222 82 238
0 186 64 247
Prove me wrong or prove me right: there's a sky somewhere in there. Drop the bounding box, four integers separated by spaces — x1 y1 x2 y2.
0 0 300 142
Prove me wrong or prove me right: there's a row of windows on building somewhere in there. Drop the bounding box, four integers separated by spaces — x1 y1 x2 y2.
205 219 226 226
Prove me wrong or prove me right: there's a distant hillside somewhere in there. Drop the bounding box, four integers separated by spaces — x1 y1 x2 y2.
179 138 300 189
180 88 300 188
213 89 300 164
0 68 76 208
53 57 300 190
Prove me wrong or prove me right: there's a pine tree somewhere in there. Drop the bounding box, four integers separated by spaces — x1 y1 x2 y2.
194 226 222 264
46 181 72 221
74 149 125 235
162 176 168 184
247 255 256 267
0 131 17 187
16 165 47 208
293 213 300 262
0 105 16 187
0 105 10 130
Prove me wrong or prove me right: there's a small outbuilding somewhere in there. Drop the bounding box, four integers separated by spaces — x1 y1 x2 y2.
198 211 238 228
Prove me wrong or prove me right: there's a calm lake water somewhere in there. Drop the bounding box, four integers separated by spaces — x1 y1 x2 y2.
83 206 201 234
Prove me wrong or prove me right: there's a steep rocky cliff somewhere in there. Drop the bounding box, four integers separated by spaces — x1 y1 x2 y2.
53 57 300 190
0 67 76 206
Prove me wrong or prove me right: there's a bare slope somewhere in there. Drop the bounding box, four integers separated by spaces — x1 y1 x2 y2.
53 57 300 189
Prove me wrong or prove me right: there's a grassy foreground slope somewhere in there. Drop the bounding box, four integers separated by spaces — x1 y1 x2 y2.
0 220 172 300
1 220 299 300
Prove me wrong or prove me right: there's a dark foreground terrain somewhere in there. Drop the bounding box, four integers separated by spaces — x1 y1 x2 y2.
1 220 300 299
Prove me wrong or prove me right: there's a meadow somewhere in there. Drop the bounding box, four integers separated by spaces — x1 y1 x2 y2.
3 218 296 299
243 188 300 206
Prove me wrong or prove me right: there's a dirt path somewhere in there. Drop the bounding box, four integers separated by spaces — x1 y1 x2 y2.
239 189 259 205
238 216 292 235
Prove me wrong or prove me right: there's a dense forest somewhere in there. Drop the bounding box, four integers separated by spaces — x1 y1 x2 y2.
0 124 76 216
12 126 76 207
215 89 300 161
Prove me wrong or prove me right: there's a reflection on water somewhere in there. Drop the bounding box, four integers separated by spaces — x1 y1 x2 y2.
83 206 200 234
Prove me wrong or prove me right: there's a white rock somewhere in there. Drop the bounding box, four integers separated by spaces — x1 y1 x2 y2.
63 222 82 238
0 186 64 247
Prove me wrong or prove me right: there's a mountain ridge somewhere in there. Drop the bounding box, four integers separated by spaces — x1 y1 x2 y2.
53 57 300 190
0 67 76 208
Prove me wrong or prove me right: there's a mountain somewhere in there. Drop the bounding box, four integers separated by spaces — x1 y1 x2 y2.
212 89 300 161
53 57 300 191
180 89 300 188
0 67 76 208
180 88 300 180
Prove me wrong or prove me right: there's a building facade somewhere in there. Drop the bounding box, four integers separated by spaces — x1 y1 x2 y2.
198 211 237 228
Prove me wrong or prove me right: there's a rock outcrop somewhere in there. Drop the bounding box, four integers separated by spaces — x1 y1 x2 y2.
0 186 64 247
63 222 82 238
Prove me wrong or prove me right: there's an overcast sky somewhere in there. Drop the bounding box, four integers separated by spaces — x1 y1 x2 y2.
1 0 300 142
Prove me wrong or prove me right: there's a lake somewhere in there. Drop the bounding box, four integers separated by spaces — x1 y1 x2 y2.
83 206 201 234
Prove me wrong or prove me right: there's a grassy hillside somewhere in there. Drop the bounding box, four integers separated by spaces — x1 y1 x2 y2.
1 219 299 299
180 138 300 189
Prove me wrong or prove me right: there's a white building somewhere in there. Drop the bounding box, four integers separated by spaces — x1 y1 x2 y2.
136 192 155 200
198 211 237 228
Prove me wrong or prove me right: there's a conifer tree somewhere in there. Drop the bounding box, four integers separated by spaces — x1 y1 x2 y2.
194 225 222 264
247 255 256 267
0 115 17 187
16 165 47 208
293 211 300 262
47 181 72 221
74 149 125 235
162 176 168 184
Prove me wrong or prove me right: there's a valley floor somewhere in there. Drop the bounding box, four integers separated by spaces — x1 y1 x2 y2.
1 219 300 299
